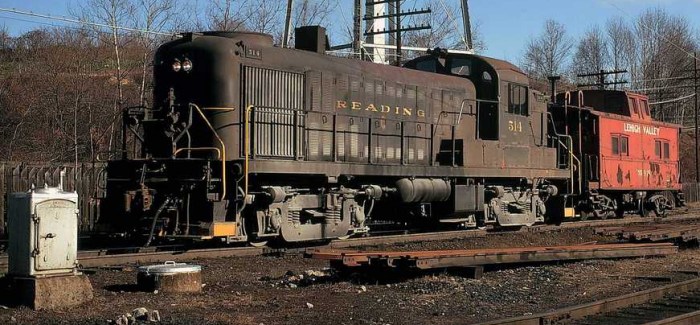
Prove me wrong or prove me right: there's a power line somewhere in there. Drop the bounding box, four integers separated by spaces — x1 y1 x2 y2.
649 93 696 105
629 84 698 92
0 7 173 36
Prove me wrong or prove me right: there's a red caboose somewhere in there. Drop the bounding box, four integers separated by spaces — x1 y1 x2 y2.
554 90 682 219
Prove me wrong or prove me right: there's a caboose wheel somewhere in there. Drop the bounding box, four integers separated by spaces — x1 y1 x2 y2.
649 195 671 218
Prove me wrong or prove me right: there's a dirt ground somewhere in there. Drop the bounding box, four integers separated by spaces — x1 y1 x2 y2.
1 227 700 325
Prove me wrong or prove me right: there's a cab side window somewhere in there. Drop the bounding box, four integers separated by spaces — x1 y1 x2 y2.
449 57 471 77
415 59 437 72
508 83 528 115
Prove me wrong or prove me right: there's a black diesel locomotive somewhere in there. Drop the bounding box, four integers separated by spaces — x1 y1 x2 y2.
104 27 576 244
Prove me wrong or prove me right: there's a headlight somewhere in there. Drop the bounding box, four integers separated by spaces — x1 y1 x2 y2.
172 59 181 72
182 59 192 72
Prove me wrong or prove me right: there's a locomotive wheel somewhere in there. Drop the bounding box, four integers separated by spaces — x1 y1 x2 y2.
579 210 591 221
595 196 616 220
595 210 608 220
249 239 269 247
615 209 625 218
605 210 617 219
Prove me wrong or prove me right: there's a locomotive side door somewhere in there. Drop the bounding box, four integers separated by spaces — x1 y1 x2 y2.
501 82 531 168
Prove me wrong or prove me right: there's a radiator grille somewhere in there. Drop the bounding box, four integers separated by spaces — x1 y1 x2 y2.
243 66 304 158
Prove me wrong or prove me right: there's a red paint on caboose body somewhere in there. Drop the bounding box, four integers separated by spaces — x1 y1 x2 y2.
554 89 682 217
594 96 680 191
577 91 681 192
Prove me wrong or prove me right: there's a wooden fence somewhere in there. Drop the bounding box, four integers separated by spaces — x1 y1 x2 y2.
683 183 700 203
0 162 106 237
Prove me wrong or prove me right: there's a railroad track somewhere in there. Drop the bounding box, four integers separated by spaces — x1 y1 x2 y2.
478 275 700 325
0 212 699 272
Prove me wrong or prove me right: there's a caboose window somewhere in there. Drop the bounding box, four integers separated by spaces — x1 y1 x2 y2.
620 137 628 155
612 135 629 156
629 98 639 115
655 139 670 159
642 99 650 116
508 83 528 116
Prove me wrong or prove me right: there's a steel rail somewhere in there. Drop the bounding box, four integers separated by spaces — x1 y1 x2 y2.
1 212 700 272
476 277 700 325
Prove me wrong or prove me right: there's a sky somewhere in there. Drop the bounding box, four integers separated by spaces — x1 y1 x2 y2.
1 0 700 63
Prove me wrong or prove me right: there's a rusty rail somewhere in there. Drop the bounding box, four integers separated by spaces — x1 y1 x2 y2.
596 223 700 242
477 277 700 325
308 243 677 269
2 214 699 272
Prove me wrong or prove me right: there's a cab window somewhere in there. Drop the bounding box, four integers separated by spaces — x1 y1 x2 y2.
508 83 528 116
449 57 471 77
415 59 437 72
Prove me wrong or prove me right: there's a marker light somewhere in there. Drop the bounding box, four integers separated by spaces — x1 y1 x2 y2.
172 59 181 72
182 59 192 72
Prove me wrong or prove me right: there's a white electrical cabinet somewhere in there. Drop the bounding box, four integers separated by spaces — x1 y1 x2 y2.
8 187 79 277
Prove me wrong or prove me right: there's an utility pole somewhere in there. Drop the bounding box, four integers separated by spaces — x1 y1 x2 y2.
364 0 431 66
394 0 401 65
353 0 362 59
695 51 698 183
282 0 294 48
460 0 473 51
576 70 628 90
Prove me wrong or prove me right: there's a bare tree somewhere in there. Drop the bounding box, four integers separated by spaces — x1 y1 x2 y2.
293 0 337 27
570 26 609 86
605 17 635 87
73 0 134 106
606 18 635 73
627 8 696 126
243 0 285 41
133 0 177 105
522 20 573 80
400 0 486 60
72 0 135 155
207 0 247 31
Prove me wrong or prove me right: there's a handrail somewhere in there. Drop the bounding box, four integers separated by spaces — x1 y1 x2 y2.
201 107 236 111
555 136 582 195
189 103 227 201
173 147 221 159
546 111 581 195
244 105 253 198
456 98 479 125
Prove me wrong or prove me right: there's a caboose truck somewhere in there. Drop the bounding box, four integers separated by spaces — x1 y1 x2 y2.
102 26 581 244
552 90 683 219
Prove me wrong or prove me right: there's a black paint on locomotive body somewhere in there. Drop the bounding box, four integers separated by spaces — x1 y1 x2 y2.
103 29 574 243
